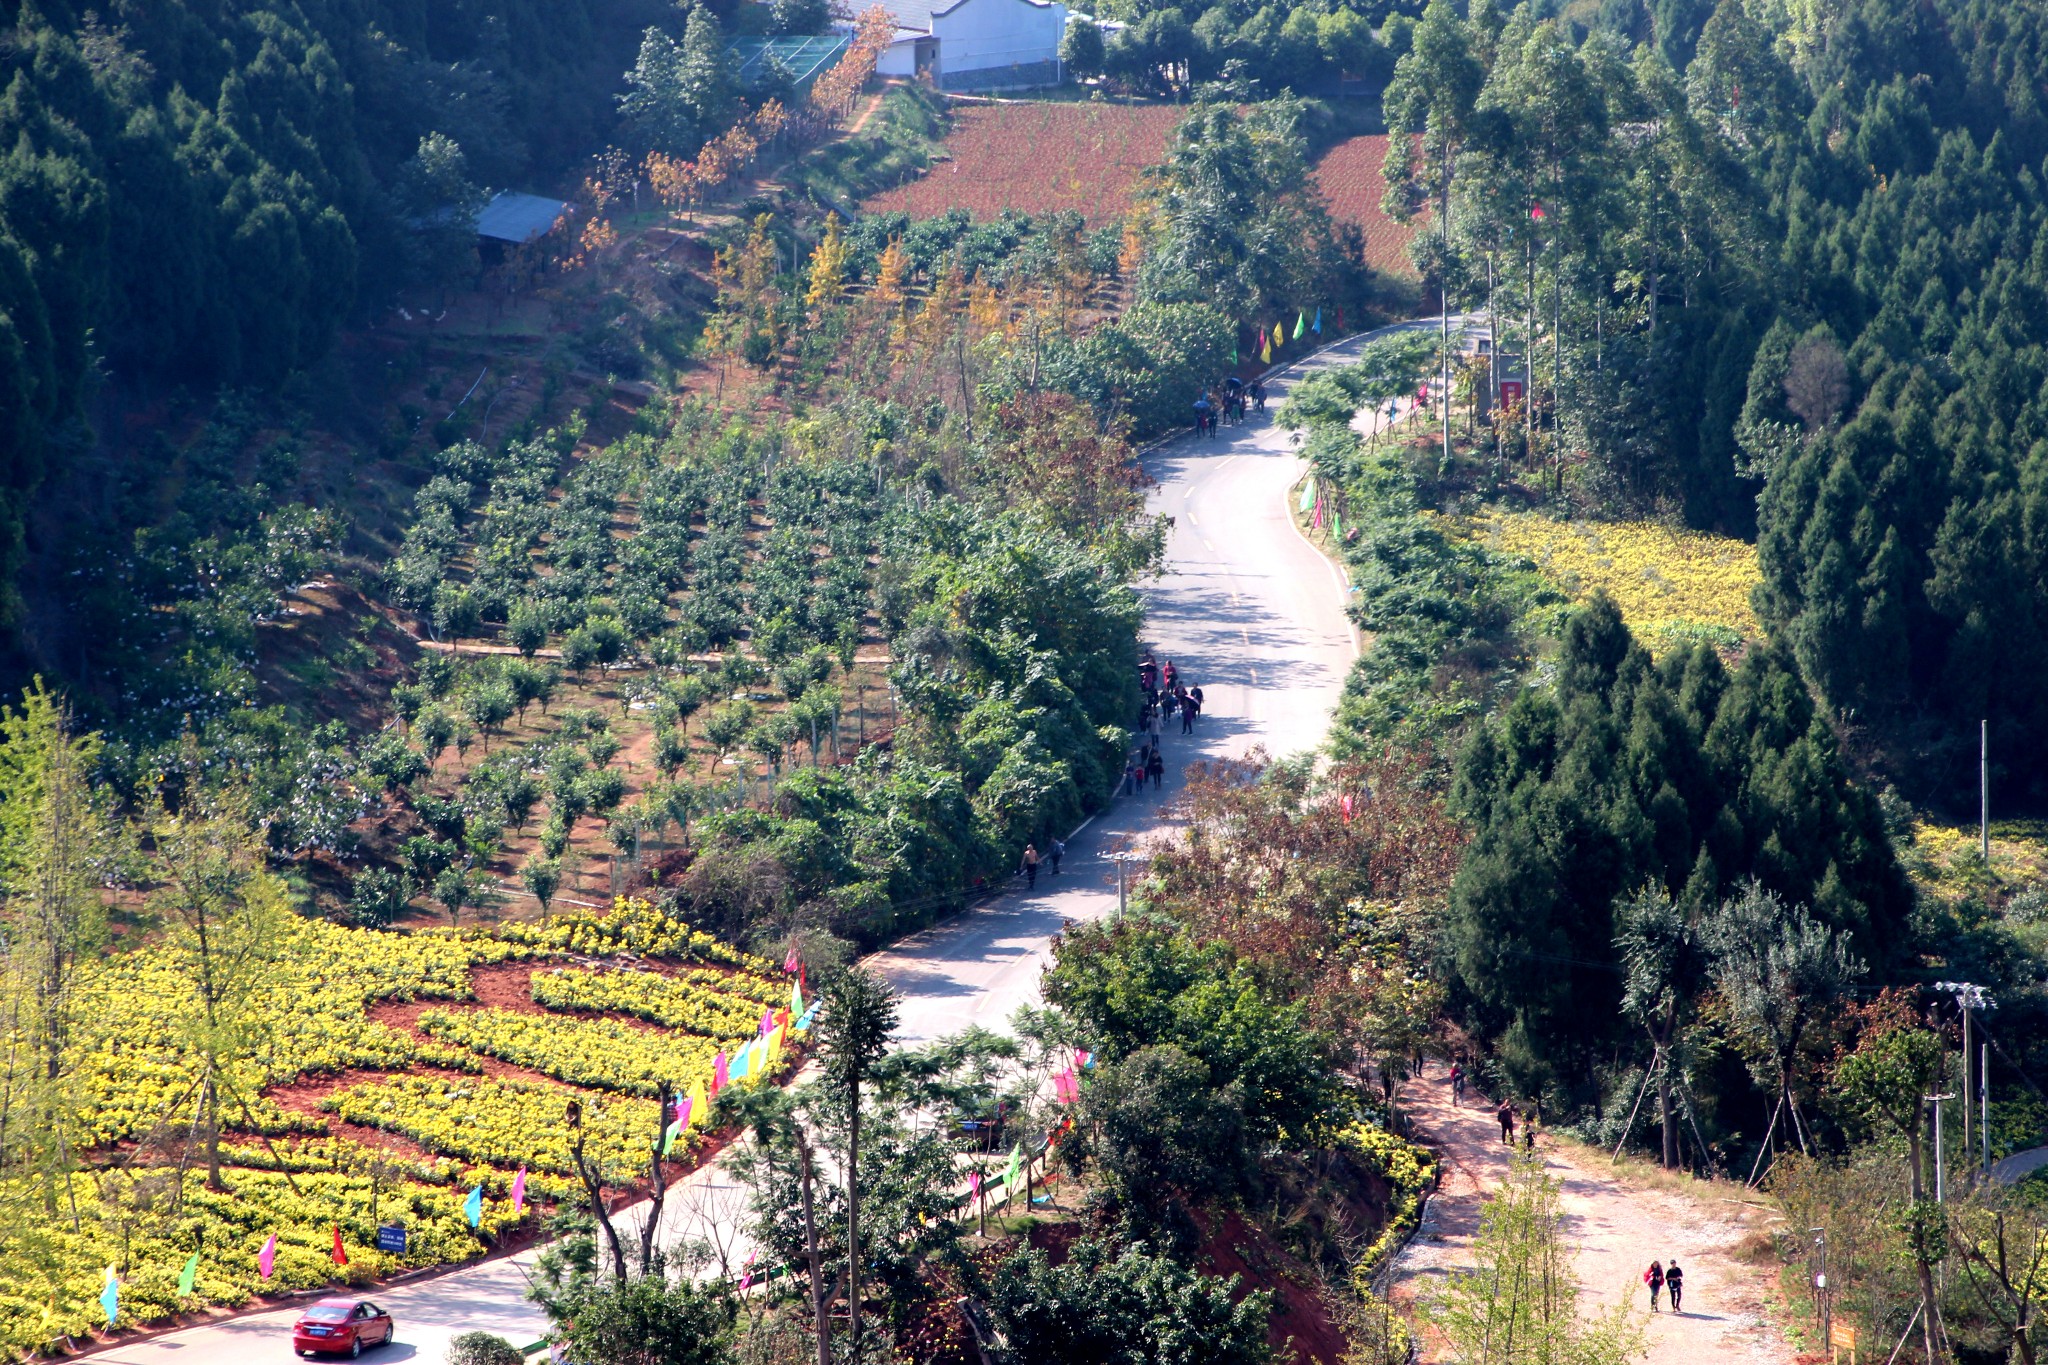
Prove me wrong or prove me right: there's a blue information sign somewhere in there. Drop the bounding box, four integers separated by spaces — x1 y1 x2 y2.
375 1225 408 1254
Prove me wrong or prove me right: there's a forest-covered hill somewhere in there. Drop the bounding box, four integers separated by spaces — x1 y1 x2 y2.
0 0 671 653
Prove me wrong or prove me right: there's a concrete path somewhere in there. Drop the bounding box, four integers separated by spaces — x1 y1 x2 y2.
86 320 1436 1364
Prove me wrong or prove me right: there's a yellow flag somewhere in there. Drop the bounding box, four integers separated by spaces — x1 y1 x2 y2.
688 1078 710 1127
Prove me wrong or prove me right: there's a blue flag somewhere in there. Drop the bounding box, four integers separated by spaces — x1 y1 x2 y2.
463 1185 484 1229
730 1045 753 1080
99 1273 119 1326
794 1005 818 1032
1312 308 1322 334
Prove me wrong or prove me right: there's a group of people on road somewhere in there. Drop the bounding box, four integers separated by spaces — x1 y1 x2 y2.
1192 377 1266 436
1124 655 1201 794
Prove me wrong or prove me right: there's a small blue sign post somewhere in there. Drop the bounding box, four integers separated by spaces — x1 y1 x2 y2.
375 1225 408 1255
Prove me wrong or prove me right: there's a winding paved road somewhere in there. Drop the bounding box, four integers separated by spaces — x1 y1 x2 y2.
87 322 1432 1365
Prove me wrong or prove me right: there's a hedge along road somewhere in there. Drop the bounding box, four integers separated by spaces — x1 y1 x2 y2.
85 319 1446 1365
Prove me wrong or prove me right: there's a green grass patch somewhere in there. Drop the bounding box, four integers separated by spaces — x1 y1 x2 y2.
788 84 953 214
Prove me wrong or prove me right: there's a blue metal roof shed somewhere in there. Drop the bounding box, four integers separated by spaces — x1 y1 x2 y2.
476 192 572 245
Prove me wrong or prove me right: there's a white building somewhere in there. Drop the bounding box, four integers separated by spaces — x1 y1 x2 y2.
873 0 1069 92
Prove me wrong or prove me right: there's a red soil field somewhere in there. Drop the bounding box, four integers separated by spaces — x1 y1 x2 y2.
862 101 1187 226
1314 134 1421 277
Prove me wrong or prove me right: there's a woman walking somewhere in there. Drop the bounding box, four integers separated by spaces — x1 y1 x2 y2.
1643 1260 1664 1313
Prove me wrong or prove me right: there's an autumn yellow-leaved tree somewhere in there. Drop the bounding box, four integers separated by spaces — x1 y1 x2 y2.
806 213 850 312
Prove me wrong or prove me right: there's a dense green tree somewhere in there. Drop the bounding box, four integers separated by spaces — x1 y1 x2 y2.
1447 595 1911 1100
983 1238 1274 1365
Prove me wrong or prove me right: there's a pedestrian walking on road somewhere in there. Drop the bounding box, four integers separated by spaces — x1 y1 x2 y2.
1644 1261 1665 1313
1178 686 1195 733
1162 658 1178 691
1146 749 1164 791
1049 838 1065 876
1251 380 1267 412
1449 1063 1464 1103
1497 1102 1515 1144
1664 1260 1684 1313
1146 708 1162 746
1521 1112 1536 1154
1022 843 1040 890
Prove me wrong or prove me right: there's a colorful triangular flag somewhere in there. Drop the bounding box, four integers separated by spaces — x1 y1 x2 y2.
463 1185 484 1229
511 1167 528 1215
790 980 804 1017
713 1050 730 1093
662 1118 682 1157
99 1269 118 1326
730 1043 753 1081
177 1252 199 1297
794 1004 818 1032
1294 310 1306 340
331 1226 348 1267
1312 308 1322 334
688 1079 710 1127
258 1234 277 1282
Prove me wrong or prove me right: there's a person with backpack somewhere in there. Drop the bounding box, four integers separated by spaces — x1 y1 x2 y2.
1664 1260 1684 1312
1049 837 1065 876
1643 1261 1665 1313
1449 1062 1465 1103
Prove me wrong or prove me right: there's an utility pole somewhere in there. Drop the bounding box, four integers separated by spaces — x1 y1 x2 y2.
1937 981 1995 1179
1982 719 1991 864
1982 1042 1991 1173
1809 1229 1829 1348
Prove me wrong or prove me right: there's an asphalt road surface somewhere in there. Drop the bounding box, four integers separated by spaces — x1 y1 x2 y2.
88 321 1444 1365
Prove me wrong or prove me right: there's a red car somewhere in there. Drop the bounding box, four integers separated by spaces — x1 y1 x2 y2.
292 1298 394 1358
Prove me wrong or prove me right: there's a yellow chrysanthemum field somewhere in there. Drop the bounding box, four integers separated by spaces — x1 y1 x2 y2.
1471 512 1763 650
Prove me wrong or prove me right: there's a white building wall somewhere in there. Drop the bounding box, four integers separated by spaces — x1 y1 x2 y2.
877 34 920 76
931 0 1066 75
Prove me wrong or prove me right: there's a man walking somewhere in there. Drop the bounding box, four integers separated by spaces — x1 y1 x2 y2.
1178 685 1195 733
1664 1260 1684 1312
1021 843 1040 890
1497 1101 1516 1145
1049 837 1065 876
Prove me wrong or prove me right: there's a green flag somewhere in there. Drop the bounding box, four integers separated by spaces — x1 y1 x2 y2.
1297 477 1317 513
177 1253 199 1298
1295 311 1306 340
1332 511 1343 542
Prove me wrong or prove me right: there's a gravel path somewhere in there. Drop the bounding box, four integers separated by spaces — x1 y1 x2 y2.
1392 1072 1797 1365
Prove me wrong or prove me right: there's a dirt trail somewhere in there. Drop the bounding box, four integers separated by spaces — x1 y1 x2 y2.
1391 1073 1795 1365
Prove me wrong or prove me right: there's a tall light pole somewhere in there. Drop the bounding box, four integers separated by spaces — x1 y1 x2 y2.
1936 981 1995 1177
1107 850 1147 921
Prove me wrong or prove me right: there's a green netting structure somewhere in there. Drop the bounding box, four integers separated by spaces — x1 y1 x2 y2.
727 34 852 92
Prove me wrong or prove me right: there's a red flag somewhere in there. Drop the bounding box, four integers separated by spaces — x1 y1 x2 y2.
783 946 800 974
1340 793 1355 822
1530 202 1546 221
331 1225 348 1267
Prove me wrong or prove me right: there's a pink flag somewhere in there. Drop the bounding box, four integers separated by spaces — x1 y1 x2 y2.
258 1233 277 1281
511 1167 528 1214
713 1051 729 1093
738 1251 757 1291
675 1096 694 1130
1313 494 1325 529
969 1171 982 1196
783 946 800 974
759 1009 774 1036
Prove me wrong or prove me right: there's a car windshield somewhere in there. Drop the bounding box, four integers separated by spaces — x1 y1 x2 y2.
304 1306 352 1323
